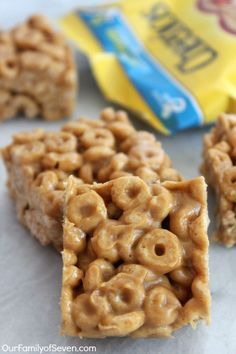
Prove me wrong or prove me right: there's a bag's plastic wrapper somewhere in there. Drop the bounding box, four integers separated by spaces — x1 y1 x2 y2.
60 0 236 134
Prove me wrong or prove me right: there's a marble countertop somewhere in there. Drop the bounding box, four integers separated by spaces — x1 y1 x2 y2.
0 2 235 354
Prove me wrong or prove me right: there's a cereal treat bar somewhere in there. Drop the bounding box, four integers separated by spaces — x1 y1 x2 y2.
0 15 76 121
61 175 210 338
2 108 181 250
201 114 236 247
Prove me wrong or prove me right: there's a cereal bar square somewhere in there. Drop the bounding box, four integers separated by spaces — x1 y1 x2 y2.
0 15 76 121
201 114 236 247
2 108 181 250
61 175 210 338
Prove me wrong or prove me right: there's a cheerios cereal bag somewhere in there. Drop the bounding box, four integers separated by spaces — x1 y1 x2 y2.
60 0 236 134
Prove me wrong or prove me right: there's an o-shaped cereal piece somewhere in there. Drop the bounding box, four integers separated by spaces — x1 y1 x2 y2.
111 176 150 211
100 107 116 122
63 223 86 253
136 167 158 184
120 131 156 152
117 264 150 281
67 191 107 233
128 143 164 170
12 141 45 163
144 286 181 326
80 128 115 148
169 198 201 240
43 152 82 172
13 128 45 144
62 121 90 136
99 311 145 336
53 170 69 190
91 220 121 263
97 153 129 183
63 265 82 287
92 222 143 263
224 167 236 202
33 171 58 191
72 294 101 331
108 121 136 140
117 226 144 262
135 229 182 274
209 148 232 172
117 264 171 291
149 184 173 221
44 132 77 153
83 259 115 293
0 57 18 79
58 152 82 172
82 146 115 162
100 273 145 314
12 95 39 118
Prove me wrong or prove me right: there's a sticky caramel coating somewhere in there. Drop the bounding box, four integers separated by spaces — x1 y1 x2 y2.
2 108 181 250
0 14 76 122
201 114 236 247
61 175 210 338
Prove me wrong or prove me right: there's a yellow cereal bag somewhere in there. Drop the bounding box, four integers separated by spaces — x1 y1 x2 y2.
60 0 236 134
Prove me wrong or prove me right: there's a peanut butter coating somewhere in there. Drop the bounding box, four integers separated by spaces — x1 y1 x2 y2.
2 108 181 250
0 14 76 122
61 175 210 338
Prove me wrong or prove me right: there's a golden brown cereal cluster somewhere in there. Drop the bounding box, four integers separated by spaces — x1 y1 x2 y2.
2 108 182 249
0 14 76 121
201 114 236 247
61 175 210 338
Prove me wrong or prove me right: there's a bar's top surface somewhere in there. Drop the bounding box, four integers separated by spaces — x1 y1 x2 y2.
0 14 75 91
61 175 210 338
2 109 182 249
2 108 181 186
